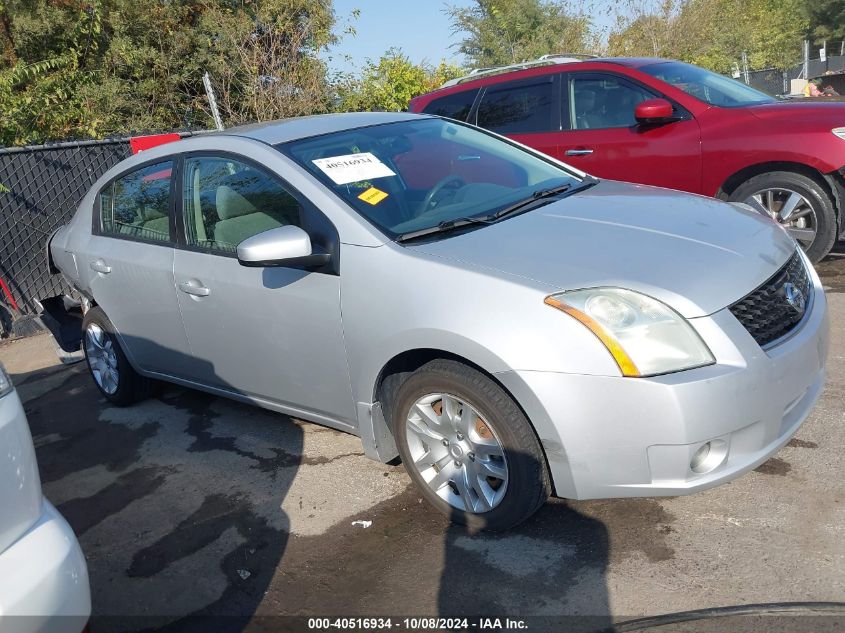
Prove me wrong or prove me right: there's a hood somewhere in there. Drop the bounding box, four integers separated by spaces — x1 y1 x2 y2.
748 100 845 124
408 180 796 318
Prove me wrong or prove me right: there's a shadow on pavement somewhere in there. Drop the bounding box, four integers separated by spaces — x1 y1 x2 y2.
438 453 611 633
21 341 302 633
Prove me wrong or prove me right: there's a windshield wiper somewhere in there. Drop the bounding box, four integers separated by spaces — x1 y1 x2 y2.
394 176 600 244
491 176 600 222
395 215 494 243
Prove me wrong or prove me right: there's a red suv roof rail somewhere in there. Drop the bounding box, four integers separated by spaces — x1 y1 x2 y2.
441 53 598 88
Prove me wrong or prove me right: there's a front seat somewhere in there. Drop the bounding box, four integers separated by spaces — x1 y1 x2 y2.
575 89 597 129
213 185 292 251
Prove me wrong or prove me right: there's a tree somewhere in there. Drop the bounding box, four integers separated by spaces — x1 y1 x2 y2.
0 1 106 144
606 0 680 57
0 0 339 145
446 0 594 68
804 0 845 44
607 0 807 72
336 48 462 112
199 1 338 125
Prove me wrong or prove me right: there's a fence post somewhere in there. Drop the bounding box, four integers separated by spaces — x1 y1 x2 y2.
802 40 809 80
203 71 225 132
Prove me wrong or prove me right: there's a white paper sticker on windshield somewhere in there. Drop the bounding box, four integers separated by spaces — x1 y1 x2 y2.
311 152 396 185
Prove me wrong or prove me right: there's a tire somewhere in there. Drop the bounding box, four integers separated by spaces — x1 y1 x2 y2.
81 306 157 406
391 359 550 531
728 171 837 263
0 304 11 339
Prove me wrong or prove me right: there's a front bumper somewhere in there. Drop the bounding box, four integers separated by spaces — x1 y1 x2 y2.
0 501 90 633
499 263 829 500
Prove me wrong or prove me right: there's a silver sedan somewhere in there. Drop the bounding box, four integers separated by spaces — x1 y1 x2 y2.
46 112 829 530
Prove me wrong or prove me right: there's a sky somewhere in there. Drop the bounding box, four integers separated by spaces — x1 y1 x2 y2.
325 0 617 75
325 0 474 74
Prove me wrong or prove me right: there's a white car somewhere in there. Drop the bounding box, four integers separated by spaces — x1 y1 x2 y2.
0 362 90 632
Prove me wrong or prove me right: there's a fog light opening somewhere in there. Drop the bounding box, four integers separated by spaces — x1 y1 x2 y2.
690 440 728 474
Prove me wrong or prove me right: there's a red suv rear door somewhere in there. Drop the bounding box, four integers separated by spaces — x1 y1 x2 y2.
555 71 703 194
472 74 561 159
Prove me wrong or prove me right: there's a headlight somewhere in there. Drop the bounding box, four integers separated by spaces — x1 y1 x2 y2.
0 362 12 397
545 288 715 377
832 128 845 141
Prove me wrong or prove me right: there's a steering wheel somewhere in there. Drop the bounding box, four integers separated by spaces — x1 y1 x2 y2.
417 175 466 216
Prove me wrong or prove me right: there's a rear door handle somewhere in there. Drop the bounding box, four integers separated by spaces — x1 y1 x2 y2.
178 280 211 297
565 149 594 156
89 259 111 274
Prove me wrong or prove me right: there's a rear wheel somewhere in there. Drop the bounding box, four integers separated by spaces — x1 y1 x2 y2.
82 307 156 406
0 303 11 339
728 171 837 263
392 359 550 531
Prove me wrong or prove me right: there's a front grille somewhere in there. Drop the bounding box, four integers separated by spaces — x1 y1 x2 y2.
729 251 811 348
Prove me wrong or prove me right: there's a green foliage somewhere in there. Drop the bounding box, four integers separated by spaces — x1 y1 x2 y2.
607 0 808 72
0 1 104 144
0 0 828 145
0 0 338 145
804 0 845 43
446 0 594 68
336 48 462 112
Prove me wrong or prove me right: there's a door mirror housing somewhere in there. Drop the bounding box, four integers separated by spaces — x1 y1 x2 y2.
635 98 677 124
237 225 330 268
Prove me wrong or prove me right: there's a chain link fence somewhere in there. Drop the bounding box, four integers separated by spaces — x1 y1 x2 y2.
0 134 196 328
741 42 845 96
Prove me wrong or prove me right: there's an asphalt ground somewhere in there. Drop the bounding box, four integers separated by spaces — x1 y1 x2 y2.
2 245 844 633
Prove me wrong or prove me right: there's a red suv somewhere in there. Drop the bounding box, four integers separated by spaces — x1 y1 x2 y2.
410 57 845 262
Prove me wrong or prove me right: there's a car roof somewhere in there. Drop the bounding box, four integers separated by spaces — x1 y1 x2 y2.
415 57 672 100
222 111 431 146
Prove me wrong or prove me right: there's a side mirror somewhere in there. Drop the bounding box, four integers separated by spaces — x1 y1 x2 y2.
635 98 677 124
237 225 330 268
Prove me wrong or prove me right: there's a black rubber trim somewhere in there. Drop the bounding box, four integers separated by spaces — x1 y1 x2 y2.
237 250 331 270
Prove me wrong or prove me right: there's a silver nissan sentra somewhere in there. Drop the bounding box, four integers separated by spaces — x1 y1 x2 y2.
46 112 829 530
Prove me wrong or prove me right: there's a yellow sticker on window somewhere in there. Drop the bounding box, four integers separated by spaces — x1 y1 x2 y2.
358 187 389 205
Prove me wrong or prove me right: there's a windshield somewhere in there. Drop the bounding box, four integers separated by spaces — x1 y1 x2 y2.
280 118 580 239
640 61 777 107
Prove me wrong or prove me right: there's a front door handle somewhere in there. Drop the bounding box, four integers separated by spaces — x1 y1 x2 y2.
565 149 594 157
89 259 111 274
178 280 211 297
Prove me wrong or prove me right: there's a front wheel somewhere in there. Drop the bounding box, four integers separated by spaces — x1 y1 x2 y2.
728 171 837 263
392 360 550 531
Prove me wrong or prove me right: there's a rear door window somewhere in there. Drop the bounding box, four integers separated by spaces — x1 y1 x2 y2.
421 89 479 122
99 161 173 243
477 79 554 134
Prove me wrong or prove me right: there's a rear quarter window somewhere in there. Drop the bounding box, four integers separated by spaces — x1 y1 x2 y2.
421 88 480 122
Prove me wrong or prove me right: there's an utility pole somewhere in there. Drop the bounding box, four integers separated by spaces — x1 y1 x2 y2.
203 71 224 132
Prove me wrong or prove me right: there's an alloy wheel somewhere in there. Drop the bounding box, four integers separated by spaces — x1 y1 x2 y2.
405 393 508 513
745 187 817 248
85 323 119 395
